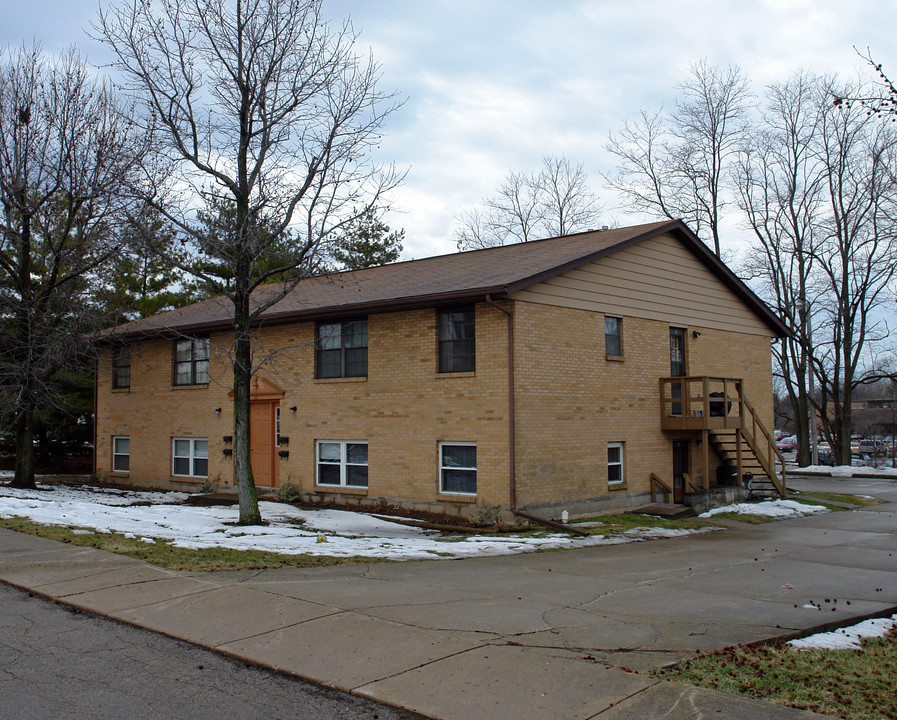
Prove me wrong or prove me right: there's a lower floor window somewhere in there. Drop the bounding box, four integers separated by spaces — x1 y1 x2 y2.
172 438 208 477
112 436 129 472
317 440 368 487
608 442 624 484
440 442 477 494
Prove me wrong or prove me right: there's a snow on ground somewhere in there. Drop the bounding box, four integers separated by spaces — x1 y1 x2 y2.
0 482 719 561
699 499 829 519
788 614 897 651
796 464 897 477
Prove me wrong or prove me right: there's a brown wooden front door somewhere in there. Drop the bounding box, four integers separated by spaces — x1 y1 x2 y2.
672 440 689 504
250 400 278 488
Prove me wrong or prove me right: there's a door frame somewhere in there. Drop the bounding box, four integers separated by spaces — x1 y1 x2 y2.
228 376 285 488
672 440 689 504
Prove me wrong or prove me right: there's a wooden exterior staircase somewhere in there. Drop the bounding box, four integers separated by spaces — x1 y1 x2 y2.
660 377 786 498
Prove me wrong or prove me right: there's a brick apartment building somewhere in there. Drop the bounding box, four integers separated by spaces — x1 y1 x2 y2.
95 219 788 520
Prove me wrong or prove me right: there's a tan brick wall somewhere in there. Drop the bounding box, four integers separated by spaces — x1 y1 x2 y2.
512 301 775 509
95 297 776 517
96 303 511 509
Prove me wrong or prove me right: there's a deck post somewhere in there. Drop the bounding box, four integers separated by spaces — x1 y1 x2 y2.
702 429 710 490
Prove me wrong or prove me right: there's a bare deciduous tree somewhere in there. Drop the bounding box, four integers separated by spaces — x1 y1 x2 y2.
606 60 752 256
833 47 897 120
97 0 402 523
739 73 897 465
813 80 897 463
455 155 600 250
0 44 146 489
737 72 826 466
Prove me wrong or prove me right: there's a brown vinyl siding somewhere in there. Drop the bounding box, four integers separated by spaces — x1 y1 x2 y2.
512 234 773 337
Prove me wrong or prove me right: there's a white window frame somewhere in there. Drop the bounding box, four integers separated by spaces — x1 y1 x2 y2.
316 440 368 488
112 436 130 473
607 441 624 485
172 437 209 478
439 441 477 495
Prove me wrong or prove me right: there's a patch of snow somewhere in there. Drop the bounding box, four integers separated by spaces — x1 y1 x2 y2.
788 614 897 650
0 482 720 561
800 464 897 477
699 499 829 519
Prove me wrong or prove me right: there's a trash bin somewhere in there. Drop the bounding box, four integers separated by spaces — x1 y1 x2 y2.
716 464 738 486
709 391 731 417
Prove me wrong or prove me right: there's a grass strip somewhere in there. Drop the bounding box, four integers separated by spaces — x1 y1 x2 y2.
656 630 897 719
573 513 719 535
790 491 885 507
0 517 386 571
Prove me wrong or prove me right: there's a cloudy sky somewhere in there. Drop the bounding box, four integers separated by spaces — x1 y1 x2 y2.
4 1 896 259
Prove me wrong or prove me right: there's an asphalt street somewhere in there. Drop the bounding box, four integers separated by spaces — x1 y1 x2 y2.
0 582 423 720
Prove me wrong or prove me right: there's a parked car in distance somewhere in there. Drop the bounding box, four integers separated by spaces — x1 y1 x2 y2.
776 435 798 452
859 439 887 453
851 453 874 467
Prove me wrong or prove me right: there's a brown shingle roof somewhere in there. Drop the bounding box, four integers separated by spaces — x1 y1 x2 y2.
103 219 788 339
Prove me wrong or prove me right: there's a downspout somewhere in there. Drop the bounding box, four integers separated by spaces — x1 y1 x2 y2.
484 295 517 511
484 295 587 537
93 356 98 477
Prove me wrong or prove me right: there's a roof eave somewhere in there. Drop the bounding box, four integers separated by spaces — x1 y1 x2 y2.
102 285 510 342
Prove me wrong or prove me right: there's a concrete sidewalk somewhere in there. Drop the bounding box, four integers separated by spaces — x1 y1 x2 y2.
3 474 896 720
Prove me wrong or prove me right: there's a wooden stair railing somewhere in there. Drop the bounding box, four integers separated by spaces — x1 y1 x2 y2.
650 473 674 503
738 395 787 497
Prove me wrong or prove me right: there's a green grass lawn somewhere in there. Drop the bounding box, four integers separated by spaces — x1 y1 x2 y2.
789 491 885 508
657 629 897 719
573 513 716 534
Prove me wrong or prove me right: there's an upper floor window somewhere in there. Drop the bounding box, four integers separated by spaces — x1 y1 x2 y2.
605 316 622 357
438 307 475 373
173 337 210 386
316 319 368 378
112 345 131 389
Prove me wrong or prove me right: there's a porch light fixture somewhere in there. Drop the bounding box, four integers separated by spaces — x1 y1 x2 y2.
290 406 297 413
214 407 222 415
692 331 701 339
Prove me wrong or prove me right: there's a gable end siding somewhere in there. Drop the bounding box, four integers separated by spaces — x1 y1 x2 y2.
511 233 774 337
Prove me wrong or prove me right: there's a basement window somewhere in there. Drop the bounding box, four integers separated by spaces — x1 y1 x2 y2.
112 436 130 473
316 440 368 487
608 442 624 485
440 442 477 495
172 438 208 478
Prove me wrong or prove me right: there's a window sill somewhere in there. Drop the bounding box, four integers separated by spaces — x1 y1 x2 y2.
171 475 207 481
111 387 131 393
171 384 209 390
608 482 627 492
110 471 129 477
438 492 477 503
314 376 368 384
314 485 368 495
435 371 476 379
605 355 625 362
